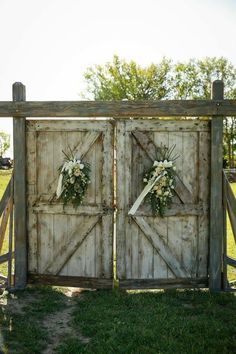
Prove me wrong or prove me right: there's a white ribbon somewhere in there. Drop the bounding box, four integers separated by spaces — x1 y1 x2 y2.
56 163 67 198
128 172 165 215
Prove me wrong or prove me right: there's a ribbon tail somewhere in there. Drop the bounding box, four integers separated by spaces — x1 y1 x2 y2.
128 173 164 215
56 164 66 199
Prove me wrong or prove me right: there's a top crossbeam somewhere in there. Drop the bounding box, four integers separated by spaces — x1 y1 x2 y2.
0 99 236 118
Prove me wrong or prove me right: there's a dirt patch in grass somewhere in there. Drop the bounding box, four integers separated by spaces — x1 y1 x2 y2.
42 289 90 354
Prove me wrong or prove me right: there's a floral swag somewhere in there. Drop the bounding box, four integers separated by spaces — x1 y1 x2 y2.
129 145 177 217
56 151 90 208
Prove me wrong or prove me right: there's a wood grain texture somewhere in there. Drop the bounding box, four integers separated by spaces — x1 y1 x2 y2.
0 99 235 117
13 82 27 289
116 118 210 284
26 120 114 284
133 216 190 278
45 216 101 275
209 80 224 291
28 274 113 288
0 177 11 216
116 121 126 279
119 277 208 289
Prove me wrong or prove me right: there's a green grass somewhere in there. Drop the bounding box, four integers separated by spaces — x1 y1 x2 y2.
0 287 236 354
0 173 236 353
56 289 236 354
0 286 66 353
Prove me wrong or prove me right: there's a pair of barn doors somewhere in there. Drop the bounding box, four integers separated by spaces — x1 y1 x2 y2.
26 118 210 289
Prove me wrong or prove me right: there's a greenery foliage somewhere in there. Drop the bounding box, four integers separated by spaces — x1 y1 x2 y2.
143 146 177 217
83 55 236 167
58 151 90 208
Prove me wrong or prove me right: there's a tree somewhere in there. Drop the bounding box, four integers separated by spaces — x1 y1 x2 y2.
83 56 236 167
83 55 173 100
0 132 10 157
172 57 236 167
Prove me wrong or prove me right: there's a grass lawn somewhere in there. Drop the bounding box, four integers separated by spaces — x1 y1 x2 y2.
0 172 236 353
0 287 235 353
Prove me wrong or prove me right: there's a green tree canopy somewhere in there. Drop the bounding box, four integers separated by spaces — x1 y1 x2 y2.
83 55 236 167
83 55 172 100
83 55 236 101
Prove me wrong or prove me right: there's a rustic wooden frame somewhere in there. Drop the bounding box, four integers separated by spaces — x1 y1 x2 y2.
13 82 27 289
5 80 229 291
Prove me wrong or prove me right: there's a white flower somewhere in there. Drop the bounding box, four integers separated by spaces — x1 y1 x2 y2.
153 161 158 167
74 168 81 177
79 163 84 170
70 177 75 184
143 178 148 182
173 166 176 171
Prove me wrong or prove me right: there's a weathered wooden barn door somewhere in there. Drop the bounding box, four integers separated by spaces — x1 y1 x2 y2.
117 119 210 289
26 120 114 288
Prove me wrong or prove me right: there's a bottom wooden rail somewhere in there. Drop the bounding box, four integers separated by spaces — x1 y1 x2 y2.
119 278 208 290
28 274 113 289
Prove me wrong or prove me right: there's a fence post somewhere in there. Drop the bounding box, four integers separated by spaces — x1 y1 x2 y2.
13 82 27 289
209 80 224 291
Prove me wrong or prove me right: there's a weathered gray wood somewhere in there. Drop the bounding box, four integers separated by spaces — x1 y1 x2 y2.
116 121 126 279
222 172 228 290
119 277 208 289
226 256 236 268
126 119 210 132
28 274 113 288
0 253 11 264
133 216 190 278
225 173 236 243
0 197 11 252
7 176 14 288
31 201 105 215
45 216 101 274
13 82 27 289
0 177 11 216
26 120 114 283
197 132 210 278
209 80 224 292
101 122 114 278
0 99 236 117
135 203 208 216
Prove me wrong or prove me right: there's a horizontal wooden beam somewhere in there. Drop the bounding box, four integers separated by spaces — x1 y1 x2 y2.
0 100 236 117
136 203 209 216
28 274 113 289
119 277 208 289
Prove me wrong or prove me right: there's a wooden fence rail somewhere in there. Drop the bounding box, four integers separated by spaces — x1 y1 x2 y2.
223 170 236 291
0 99 236 117
0 174 14 289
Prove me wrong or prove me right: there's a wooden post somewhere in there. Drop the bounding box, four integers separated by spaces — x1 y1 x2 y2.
209 80 224 291
13 82 27 289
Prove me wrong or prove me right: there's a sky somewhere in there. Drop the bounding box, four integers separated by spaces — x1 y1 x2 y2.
1 0 236 155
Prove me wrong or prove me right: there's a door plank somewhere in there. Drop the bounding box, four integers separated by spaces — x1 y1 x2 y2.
45 215 101 275
132 216 190 278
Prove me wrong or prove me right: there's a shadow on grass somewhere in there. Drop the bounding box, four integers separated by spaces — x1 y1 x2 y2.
0 287 236 354
0 286 68 354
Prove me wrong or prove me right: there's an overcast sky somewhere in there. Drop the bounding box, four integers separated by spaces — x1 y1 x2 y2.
1 0 236 154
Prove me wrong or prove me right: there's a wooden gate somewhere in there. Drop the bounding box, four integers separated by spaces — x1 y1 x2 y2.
116 119 210 289
26 120 114 288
